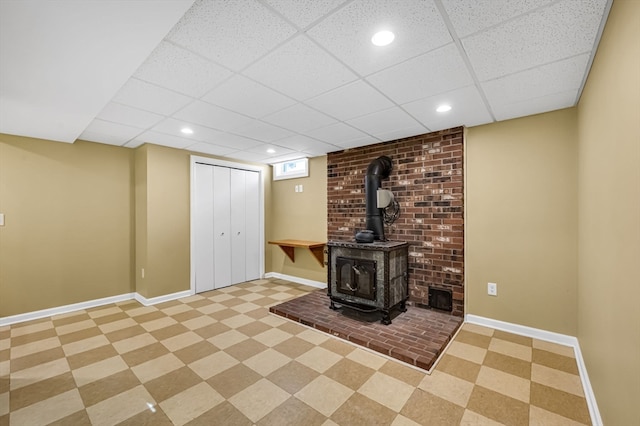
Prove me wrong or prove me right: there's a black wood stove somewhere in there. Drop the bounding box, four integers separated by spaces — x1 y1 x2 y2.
327 240 408 325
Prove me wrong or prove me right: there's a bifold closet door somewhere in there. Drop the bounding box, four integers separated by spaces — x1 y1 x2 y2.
244 171 260 281
213 166 232 288
194 164 214 293
230 169 246 284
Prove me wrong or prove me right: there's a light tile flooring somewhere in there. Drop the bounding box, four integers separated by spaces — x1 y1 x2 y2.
0 279 592 425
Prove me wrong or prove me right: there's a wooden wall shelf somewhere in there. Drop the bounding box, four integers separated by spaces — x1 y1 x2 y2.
268 239 326 267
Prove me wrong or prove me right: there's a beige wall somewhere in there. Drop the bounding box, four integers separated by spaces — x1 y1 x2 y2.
576 0 640 423
466 109 579 335
268 156 327 283
0 135 134 316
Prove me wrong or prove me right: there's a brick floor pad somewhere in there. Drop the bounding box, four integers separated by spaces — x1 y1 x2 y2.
270 289 463 371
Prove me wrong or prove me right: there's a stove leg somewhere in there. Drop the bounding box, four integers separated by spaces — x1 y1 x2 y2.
381 310 391 325
330 300 338 310
400 300 407 312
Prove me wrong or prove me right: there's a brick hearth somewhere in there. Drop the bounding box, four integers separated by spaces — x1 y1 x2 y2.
270 289 463 371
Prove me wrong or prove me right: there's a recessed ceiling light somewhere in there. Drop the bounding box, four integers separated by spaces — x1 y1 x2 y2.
181 127 193 135
436 104 452 113
266 148 276 154
371 30 395 46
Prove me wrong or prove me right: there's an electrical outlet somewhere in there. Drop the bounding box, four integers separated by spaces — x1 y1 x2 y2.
488 282 497 296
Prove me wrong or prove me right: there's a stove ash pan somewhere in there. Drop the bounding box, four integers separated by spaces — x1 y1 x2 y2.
327 241 408 325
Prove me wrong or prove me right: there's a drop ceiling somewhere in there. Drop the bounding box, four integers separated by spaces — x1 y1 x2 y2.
0 0 612 164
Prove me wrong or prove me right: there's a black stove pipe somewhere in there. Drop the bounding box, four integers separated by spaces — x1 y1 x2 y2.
365 155 393 241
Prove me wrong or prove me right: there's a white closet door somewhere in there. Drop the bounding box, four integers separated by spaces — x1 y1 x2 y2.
213 166 232 288
230 168 246 284
245 170 260 281
194 164 214 293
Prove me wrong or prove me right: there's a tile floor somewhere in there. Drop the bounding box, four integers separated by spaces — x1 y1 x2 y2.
0 279 592 425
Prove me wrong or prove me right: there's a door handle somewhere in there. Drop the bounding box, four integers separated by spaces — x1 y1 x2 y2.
237 232 241 235
220 232 225 236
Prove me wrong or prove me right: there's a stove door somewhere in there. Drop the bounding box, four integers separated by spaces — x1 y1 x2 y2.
336 257 376 301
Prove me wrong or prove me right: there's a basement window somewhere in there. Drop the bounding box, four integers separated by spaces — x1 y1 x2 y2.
272 158 309 181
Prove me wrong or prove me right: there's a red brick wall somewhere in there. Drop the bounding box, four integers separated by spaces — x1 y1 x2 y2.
327 127 464 316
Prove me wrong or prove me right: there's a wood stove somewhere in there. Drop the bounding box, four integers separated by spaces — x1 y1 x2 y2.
328 240 408 324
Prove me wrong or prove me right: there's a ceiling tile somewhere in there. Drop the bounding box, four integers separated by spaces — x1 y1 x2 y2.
263 103 336 133
247 144 295 157
463 0 609 81
306 80 394 121
208 133 264 151
304 122 377 145
112 78 193 116
165 0 296 71
186 142 237 157
134 41 232 97
174 101 254 132
482 54 590 108
441 0 555 38
264 0 348 28
307 0 451 76
231 121 294 142
79 119 142 145
266 152 309 164
273 135 325 151
491 89 579 121
132 130 195 149
301 140 343 156
202 74 295 118
244 35 357 101
97 103 164 129
346 106 426 141
403 85 493 131
227 150 271 163
150 118 225 143
366 43 473 105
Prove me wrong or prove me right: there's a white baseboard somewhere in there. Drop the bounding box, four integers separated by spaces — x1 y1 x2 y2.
134 290 192 306
264 272 327 289
465 314 602 426
0 289 194 326
0 293 136 326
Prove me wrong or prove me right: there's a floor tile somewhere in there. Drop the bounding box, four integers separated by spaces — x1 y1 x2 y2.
466 385 530 425
331 392 397 425
418 370 474 407
244 348 291 376
379 360 425 387
144 365 203 402
531 363 584 396
444 340 487 364
72 355 128 387
159 331 203 352
358 371 415 411
208 329 249 350
530 382 591 424
258 395 326 426
207 363 262 398
297 346 343 373
434 354 480 383
346 347 387 370
400 388 465 425
482 350 531 380
267 360 320 394
188 350 239 379
10 357 70 391
229 378 291 423
173 340 219 365
253 327 293 347
9 371 76 411
532 348 579 374
160 382 224 426
78 369 141 407
185 401 252 426
131 353 184 383
9 388 84 426
488 338 532 362
225 338 269 361
529 404 589 426
475 365 531 403
324 358 376 390
86 385 156 426
295 375 354 417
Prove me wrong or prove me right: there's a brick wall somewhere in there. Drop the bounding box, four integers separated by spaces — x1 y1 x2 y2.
327 127 464 316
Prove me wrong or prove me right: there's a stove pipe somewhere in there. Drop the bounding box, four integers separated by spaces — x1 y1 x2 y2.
365 156 393 240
